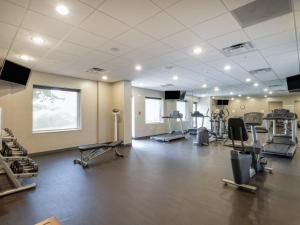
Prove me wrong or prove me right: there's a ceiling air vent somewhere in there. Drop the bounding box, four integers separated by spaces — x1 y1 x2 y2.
249 68 272 75
231 0 291 28
222 42 254 56
86 67 107 74
161 84 174 88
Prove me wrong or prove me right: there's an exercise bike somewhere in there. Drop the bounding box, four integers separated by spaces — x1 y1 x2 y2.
222 114 272 192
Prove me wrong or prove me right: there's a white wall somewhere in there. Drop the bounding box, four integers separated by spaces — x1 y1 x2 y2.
132 87 201 138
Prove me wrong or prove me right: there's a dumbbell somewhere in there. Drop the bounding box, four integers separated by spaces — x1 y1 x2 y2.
2 147 28 157
10 160 38 174
4 128 14 136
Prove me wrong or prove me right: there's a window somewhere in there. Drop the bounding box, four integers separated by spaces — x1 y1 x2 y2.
32 85 81 132
176 101 187 121
145 97 163 124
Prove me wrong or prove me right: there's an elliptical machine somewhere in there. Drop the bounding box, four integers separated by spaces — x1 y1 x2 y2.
222 113 272 192
210 108 229 141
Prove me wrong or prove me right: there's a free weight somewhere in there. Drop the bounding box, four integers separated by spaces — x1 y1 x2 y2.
10 159 38 174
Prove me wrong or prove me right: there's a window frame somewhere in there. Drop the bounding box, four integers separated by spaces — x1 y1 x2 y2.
32 85 82 134
176 100 187 121
145 97 164 124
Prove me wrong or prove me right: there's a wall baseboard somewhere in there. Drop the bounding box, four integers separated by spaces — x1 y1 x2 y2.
132 133 168 140
30 141 132 157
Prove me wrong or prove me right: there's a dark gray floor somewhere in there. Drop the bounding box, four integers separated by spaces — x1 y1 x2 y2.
1 137 300 225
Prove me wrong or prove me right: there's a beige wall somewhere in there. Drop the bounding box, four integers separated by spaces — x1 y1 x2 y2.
132 87 201 138
213 95 300 117
111 81 132 145
0 71 98 153
0 71 133 153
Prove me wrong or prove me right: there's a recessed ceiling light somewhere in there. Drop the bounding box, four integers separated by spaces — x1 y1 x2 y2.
253 83 259 87
135 64 142 71
263 88 268 92
32 36 44 45
245 78 251 82
193 47 202 55
264 95 268 98
19 54 32 61
102 75 108 80
238 94 242 97
214 87 219 92
172 75 178 80
247 96 250 99
56 4 69 15
268 91 273 95
212 96 215 99
224 65 231 71
202 84 207 88
230 91 234 95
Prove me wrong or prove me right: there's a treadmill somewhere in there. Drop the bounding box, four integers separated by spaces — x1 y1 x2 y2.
263 109 298 158
151 111 186 142
188 111 204 135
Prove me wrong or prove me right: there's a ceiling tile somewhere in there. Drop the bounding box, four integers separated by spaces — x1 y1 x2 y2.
252 70 277 81
0 0 27 26
96 40 132 56
80 10 130 38
222 0 255 10
15 28 59 50
230 51 269 71
192 13 241 40
136 12 185 39
208 30 249 49
166 0 226 27
99 0 161 26
260 41 297 58
265 50 299 77
141 41 173 57
56 41 91 56
76 50 115 66
151 0 181 9
66 28 107 48
45 50 80 64
0 22 18 40
7 0 31 8
30 0 94 26
113 29 155 48
161 29 203 50
79 0 105 8
244 13 294 40
252 29 296 49
22 11 73 39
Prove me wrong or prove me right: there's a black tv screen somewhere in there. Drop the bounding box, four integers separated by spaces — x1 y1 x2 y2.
165 91 180 100
287 74 300 92
217 100 229 105
0 60 31 86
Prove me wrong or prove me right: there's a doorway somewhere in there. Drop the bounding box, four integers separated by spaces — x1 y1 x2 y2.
268 101 283 113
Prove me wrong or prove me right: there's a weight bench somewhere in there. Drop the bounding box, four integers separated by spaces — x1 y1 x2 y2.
73 141 123 168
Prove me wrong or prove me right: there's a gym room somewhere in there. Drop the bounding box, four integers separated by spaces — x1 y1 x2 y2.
0 0 300 224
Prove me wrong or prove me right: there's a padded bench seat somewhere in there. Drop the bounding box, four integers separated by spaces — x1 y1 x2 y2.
78 141 123 152
74 140 123 168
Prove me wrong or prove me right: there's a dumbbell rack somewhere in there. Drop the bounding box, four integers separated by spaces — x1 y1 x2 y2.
0 131 38 197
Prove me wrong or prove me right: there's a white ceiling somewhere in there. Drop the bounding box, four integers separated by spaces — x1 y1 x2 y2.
0 0 300 97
